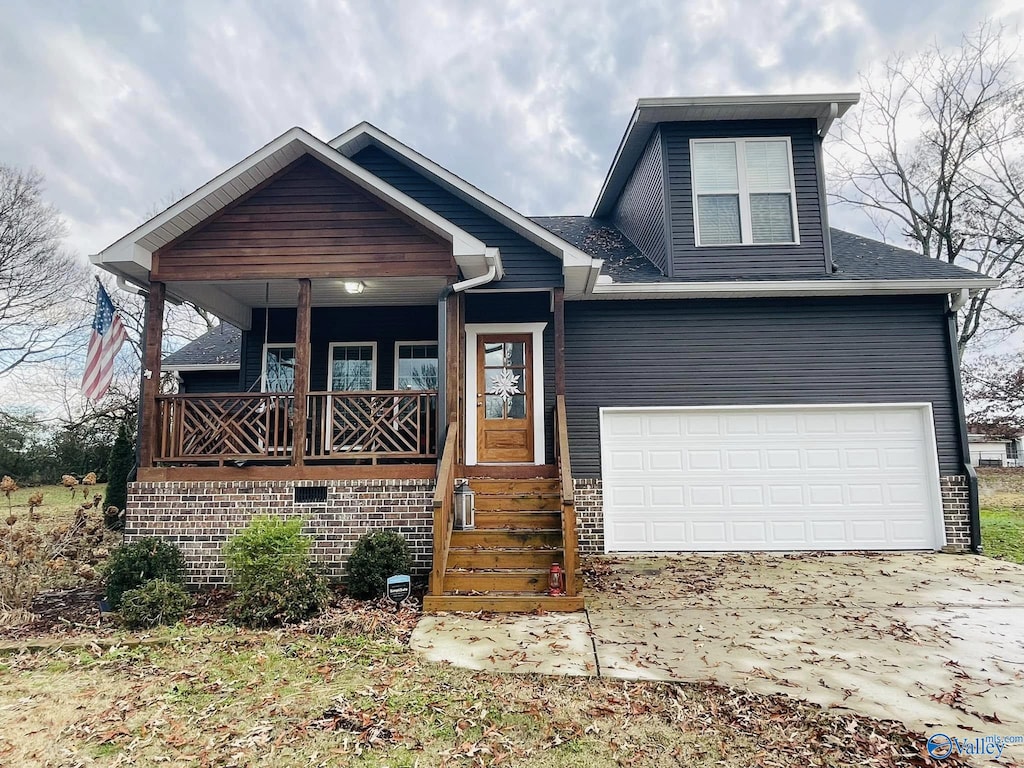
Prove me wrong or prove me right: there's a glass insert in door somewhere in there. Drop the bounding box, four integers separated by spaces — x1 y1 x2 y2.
483 340 528 419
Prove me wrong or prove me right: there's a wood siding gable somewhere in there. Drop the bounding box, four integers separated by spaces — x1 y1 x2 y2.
153 156 456 281
611 126 669 275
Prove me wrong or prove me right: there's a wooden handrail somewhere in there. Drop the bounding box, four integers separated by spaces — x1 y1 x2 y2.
431 422 458 597
555 395 578 597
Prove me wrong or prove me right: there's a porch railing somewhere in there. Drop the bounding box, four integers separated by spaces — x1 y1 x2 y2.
554 394 578 597
156 393 296 464
306 391 436 461
430 422 458 597
154 390 437 465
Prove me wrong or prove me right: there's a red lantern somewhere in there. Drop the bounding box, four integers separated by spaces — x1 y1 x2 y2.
548 562 565 596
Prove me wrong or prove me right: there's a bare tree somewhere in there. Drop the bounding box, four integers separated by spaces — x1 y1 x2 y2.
0 165 89 376
963 353 1024 433
829 22 1024 352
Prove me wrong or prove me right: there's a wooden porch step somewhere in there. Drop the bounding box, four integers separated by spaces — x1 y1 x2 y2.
447 547 564 570
468 479 560 495
422 594 585 613
450 529 562 548
444 569 549 593
473 495 561 512
473 510 562 529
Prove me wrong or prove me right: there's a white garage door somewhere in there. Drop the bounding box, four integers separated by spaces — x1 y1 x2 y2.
601 404 944 552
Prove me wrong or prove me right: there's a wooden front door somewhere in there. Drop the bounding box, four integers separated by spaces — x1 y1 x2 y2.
476 334 534 462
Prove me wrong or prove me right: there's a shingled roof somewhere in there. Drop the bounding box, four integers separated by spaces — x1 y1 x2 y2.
530 217 989 284
163 323 241 370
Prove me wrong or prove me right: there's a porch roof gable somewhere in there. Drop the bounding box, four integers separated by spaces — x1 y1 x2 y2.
90 127 499 297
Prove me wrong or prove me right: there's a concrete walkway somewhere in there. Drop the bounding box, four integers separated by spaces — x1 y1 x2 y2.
412 553 1024 745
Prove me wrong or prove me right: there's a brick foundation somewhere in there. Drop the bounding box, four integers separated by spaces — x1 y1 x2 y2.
939 474 971 551
574 474 974 554
126 479 434 585
573 478 603 555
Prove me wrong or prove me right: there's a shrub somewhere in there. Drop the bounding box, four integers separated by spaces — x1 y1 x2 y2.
346 530 412 600
223 517 328 627
119 579 191 628
103 422 134 528
104 537 185 608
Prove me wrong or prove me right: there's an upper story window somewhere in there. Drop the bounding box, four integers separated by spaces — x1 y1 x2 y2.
691 138 798 246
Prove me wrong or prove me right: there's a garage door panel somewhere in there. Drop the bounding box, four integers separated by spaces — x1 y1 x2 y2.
602 405 943 552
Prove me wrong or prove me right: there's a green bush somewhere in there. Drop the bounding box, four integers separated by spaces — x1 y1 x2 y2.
103 422 135 528
346 530 412 600
104 537 185 608
119 579 191 628
223 517 329 627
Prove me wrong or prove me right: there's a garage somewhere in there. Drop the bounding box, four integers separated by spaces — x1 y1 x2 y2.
600 404 945 552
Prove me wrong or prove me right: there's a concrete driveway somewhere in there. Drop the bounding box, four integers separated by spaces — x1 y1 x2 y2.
413 553 1024 746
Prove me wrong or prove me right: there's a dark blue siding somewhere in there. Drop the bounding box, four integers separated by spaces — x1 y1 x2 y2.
611 127 668 274
564 295 962 476
242 306 437 391
178 369 241 394
662 118 827 278
351 146 563 289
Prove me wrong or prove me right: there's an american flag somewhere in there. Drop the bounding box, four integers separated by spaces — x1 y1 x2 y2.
82 282 128 401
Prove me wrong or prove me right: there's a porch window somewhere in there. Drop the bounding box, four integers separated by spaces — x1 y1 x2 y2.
328 343 376 391
691 137 798 246
395 342 438 391
262 344 296 392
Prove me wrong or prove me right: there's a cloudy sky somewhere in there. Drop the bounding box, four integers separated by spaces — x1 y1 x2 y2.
2 0 1021 262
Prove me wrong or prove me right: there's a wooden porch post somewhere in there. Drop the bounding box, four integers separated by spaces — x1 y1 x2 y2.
139 281 165 468
445 290 460 459
553 287 565 396
292 278 311 467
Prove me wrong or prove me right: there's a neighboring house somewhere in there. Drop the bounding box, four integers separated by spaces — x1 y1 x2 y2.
163 323 241 393
968 431 1023 467
91 93 997 612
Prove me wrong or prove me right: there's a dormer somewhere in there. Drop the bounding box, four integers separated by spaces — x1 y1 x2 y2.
592 94 859 280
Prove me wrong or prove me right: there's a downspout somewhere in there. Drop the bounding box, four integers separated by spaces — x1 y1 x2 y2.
436 248 501 457
946 292 981 553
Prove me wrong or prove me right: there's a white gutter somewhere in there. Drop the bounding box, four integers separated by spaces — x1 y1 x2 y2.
451 247 503 292
949 287 972 312
817 102 839 137
164 363 241 372
587 277 1001 299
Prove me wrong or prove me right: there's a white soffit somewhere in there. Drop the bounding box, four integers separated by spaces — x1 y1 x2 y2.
592 93 860 217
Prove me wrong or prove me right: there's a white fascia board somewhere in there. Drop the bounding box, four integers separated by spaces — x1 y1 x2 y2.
163 363 240 373
93 127 495 284
330 123 600 273
584 277 1001 300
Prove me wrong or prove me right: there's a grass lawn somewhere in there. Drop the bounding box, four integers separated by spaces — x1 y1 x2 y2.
0 625 952 768
978 468 1024 564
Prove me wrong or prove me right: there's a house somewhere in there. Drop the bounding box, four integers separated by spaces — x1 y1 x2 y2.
91 93 997 612
968 429 1023 467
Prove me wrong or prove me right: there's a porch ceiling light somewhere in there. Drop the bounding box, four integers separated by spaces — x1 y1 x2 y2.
343 281 365 295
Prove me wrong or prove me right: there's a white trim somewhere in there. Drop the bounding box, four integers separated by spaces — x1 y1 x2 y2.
261 342 300 392
465 322 547 466
598 401 946 552
393 340 439 390
691 137 799 247
327 341 378 391
587 277 1000 300
163 363 240 373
